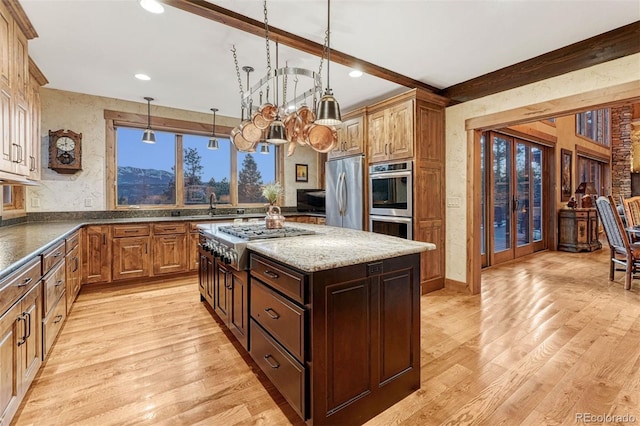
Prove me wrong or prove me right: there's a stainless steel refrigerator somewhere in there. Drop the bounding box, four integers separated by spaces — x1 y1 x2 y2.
325 154 364 230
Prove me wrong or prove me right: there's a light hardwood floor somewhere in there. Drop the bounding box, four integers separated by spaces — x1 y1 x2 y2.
12 246 640 425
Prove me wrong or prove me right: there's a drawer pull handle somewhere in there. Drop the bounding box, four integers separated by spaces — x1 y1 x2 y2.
263 354 280 369
53 314 63 324
53 251 62 258
17 277 32 288
55 280 64 287
263 270 279 279
264 308 280 320
24 312 31 339
16 315 26 346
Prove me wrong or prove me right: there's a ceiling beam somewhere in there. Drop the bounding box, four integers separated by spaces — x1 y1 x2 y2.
441 21 640 103
159 0 440 93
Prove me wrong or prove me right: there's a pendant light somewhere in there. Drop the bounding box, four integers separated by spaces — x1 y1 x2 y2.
315 0 342 126
141 97 156 144
266 42 288 144
208 108 219 150
259 142 270 154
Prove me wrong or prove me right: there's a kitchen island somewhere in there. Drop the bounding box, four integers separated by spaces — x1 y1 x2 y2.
198 222 434 425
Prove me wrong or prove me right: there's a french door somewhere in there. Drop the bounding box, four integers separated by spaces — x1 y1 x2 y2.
482 132 548 266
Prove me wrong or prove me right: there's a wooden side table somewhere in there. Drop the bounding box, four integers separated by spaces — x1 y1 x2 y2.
558 207 602 252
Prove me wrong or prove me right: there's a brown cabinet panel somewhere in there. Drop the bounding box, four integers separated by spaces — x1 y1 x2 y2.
330 114 364 159
42 292 66 359
417 220 444 286
250 320 306 420
389 100 414 160
0 301 20 423
152 234 188 275
0 256 40 316
251 255 305 304
229 270 248 348
65 231 80 254
324 278 371 413
112 236 151 281
65 244 81 314
41 240 65 275
189 232 199 271
251 280 304 361
83 226 111 284
367 110 387 163
18 282 41 393
112 224 150 238
0 3 10 90
214 260 230 322
42 260 65 317
414 165 442 221
152 222 187 235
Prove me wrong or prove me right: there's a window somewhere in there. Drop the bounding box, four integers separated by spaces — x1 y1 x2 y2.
112 121 277 208
2 185 25 214
576 108 610 146
577 155 608 196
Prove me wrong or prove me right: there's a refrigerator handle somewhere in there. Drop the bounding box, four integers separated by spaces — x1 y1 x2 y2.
340 172 347 215
336 172 344 215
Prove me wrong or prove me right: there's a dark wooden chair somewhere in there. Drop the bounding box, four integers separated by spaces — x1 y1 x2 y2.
594 195 639 290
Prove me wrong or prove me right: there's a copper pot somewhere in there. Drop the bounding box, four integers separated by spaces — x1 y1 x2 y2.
230 125 257 152
304 123 337 153
265 205 285 229
283 111 303 143
259 103 278 122
295 106 315 146
240 119 262 144
252 112 271 130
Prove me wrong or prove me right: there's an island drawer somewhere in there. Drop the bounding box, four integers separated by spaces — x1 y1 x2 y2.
42 240 66 274
250 320 306 420
42 292 67 359
43 260 66 316
250 255 305 304
152 223 187 235
65 231 80 253
251 280 305 361
112 224 150 237
0 257 41 316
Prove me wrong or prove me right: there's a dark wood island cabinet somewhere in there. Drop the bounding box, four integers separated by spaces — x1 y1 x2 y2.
249 252 421 425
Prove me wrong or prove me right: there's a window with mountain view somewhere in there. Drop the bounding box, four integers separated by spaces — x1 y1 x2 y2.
115 126 275 207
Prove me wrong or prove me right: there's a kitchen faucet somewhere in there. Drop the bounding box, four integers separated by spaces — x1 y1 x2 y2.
208 193 217 216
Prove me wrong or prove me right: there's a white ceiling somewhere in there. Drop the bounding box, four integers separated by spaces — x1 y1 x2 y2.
20 0 640 119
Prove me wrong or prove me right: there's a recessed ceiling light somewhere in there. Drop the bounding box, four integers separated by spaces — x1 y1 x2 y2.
349 70 363 78
139 0 164 14
135 73 151 81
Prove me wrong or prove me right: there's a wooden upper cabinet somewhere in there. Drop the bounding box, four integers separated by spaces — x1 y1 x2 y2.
388 100 414 160
367 99 414 164
329 113 365 159
0 2 11 90
13 29 28 104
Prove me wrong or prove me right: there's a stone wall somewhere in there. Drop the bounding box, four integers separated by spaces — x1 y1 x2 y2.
611 105 633 200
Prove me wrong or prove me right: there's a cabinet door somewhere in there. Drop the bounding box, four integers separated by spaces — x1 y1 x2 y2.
229 270 248 349
112 236 150 281
13 99 28 176
368 110 387 163
0 86 12 173
329 115 364 159
13 28 28 104
0 3 12 174
189 232 199 271
388 100 413 160
0 302 20 423
28 75 40 180
83 225 111 284
214 261 230 323
152 234 188 275
65 244 81 313
18 282 41 396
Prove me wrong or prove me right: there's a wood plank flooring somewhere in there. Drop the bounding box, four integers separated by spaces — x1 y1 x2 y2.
12 246 640 425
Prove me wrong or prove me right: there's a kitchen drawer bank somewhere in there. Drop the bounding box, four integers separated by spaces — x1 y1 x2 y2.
198 222 434 425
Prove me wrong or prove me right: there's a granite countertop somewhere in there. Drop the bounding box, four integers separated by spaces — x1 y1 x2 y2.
245 223 434 273
0 212 322 281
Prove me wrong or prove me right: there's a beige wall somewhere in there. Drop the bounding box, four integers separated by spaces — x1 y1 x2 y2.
445 53 640 283
27 89 320 212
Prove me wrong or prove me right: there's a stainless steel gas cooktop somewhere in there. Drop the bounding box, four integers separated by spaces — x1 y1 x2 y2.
217 224 316 241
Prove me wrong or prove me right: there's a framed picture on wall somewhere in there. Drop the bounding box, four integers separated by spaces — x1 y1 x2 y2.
561 149 572 201
296 164 308 182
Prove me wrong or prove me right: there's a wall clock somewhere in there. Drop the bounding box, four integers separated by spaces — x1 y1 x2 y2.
49 129 82 174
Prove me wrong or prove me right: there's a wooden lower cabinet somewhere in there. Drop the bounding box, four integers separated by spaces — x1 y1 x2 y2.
65 244 81 314
152 234 188 276
83 225 111 284
558 208 602 252
248 252 420 425
0 281 42 426
112 236 151 280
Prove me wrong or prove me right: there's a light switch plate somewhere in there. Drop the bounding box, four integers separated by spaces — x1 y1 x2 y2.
447 197 461 208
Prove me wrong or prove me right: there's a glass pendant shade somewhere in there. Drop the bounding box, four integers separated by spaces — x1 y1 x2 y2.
315 90 342 126
266 118 288 145
142 128 156 144
208 137 219 150
259 142 270 154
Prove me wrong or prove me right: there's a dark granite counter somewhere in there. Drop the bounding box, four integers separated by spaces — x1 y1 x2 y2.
0 212 325 281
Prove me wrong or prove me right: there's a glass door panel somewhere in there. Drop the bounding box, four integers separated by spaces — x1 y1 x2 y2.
493 135 511 255
516 143 530 247
532 147 543 242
